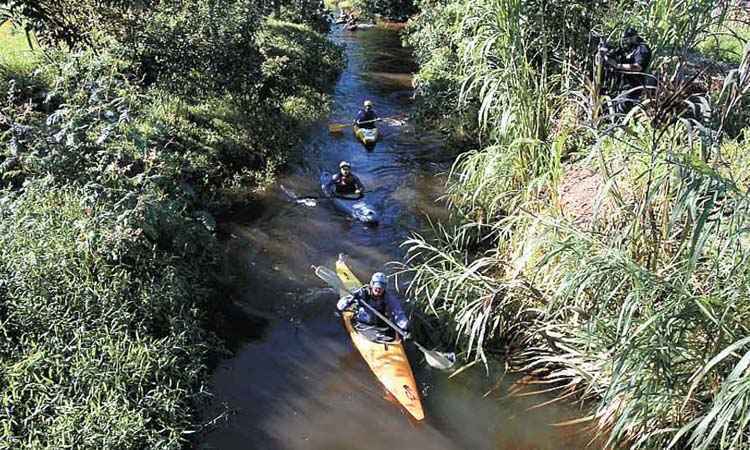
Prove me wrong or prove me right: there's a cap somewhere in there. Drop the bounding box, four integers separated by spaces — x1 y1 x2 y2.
339 160 351 168
364 100 373 107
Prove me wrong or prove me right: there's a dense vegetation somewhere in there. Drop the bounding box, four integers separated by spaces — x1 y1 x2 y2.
326 0 417 21
403 0 750 448
0 1 343 448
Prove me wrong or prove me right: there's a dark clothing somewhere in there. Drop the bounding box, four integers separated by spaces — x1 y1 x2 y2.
612 41 652 114
620 42 651 88
355 109 378 129
337 285 409 331
329 172 364 196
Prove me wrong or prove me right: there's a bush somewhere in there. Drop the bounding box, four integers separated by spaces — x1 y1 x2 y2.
0 2 344 447
0 183 218 448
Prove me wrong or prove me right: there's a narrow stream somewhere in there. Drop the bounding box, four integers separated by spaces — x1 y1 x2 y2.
198 26 591 450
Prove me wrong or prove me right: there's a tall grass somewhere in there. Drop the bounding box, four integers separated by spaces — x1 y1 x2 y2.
404 0 750 447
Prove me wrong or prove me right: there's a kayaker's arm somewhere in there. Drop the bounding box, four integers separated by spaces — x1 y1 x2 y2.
336 295 355 311
386 293 409 332
327 173 341 193
336 286 365 311
352 175 364 194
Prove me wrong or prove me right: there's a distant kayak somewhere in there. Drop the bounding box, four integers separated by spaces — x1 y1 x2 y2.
320 172 378 224
354 126 379 146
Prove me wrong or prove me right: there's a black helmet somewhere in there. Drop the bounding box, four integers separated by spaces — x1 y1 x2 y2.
622 27 638 39
621 27 639 47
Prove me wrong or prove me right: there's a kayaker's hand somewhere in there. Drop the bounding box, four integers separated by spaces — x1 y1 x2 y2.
355 189 362 195
401 330 411 340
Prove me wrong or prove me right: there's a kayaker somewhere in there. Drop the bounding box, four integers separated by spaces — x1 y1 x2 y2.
354 100 379 129
328 161 364 196
336 272 410 341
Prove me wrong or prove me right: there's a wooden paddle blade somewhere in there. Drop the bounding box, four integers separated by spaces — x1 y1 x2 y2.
328 123 350 133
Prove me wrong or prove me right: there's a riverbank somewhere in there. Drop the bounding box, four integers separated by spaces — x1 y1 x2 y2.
0 6 343 447
402 0 750 448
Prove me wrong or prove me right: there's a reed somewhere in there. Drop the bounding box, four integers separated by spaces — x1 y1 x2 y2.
404 0 750 446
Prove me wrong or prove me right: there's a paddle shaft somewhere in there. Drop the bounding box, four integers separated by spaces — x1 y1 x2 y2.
352 292 408 339
355 118 381 125
330 114 404 129
357 299 439 357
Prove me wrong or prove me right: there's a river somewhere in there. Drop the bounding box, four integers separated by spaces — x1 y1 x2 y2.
197 25 591 450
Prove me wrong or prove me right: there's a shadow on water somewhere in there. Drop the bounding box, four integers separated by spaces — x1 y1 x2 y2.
197 25 595 450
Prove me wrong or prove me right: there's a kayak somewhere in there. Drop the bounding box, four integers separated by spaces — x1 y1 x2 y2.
354 125 379 146
320 172 379 224
335 256 425 421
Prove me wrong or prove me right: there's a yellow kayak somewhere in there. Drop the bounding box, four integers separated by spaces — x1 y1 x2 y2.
335 257 425 421
353 125 379 146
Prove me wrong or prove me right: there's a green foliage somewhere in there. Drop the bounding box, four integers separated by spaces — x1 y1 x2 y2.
0 184 217 448
1 0 333 48
272 0 332 33
0 22 43 103
129 0 265 98
351 0 417 21
403 0 477 139
698 21 750 65
1 0 152 48
0 2 344 447
404 0 750 447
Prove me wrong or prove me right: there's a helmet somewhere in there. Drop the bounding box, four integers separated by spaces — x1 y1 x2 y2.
364 100 373 107
370 272 387 289
622 27 638 39
621 27 639 47
339 161 351 169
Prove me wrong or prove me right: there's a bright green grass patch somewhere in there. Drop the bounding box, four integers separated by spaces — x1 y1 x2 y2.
0 21 39 71
324 0 354 11
698 20 750 64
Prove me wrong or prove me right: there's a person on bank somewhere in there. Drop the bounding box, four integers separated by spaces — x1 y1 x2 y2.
328 161 364 197
604 27 652 113
354 100 379 129
336 272 410 341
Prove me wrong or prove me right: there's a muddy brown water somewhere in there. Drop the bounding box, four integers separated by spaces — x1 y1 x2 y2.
197 26 593 450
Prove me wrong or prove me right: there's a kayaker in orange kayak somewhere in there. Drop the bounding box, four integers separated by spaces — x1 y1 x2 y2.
327 161 364 196
336 272 410 342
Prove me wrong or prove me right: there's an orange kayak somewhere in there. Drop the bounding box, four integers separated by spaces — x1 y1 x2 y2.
335 257 425 421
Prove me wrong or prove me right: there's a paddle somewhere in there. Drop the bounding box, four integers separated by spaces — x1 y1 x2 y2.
328 114 407 133
280 184 318 207
313 265 456 371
